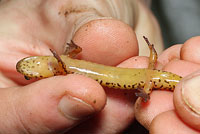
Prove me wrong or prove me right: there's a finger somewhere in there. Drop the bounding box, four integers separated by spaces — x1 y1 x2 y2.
174 71 200 130
181 36 200 64
158 44 182 66
150 110 199 134
68 88 136 134
73 19 139 65
162 60 200 77
0 0 67 83
0 74 106 134
134 91 174 129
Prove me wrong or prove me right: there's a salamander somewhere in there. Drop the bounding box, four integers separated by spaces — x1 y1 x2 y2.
16 36 182 102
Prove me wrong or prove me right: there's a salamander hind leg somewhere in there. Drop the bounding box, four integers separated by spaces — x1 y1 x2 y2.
143 36 158 69
64 40 82 58
135 88 150 102
135 36 158 102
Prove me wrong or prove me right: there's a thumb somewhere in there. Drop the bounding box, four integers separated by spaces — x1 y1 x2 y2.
0 74 106 134
174 71 200 131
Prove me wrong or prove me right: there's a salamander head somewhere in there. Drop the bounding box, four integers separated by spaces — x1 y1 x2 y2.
16 56 61 79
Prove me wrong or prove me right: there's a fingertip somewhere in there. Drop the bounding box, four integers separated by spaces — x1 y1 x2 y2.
73 19 138 65
181 36 200 64
134 91 174 130
174 73 200 130
158 44 182 66
162 59 200 77
150 111 199 134
117 56 149 68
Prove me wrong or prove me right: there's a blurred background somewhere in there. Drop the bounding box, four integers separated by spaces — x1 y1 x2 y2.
152 0 200 48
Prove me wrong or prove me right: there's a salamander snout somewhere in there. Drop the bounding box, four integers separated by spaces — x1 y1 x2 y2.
16 56 42 79
16 56 64 79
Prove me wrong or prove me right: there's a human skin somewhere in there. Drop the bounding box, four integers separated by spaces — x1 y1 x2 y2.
0 0 200 134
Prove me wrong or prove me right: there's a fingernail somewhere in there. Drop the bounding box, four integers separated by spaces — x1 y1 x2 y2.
182 75 200 115
58 95 95 120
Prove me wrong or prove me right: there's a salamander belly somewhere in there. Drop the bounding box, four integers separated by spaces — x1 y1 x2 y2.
94 69 147 89
62 56 147 90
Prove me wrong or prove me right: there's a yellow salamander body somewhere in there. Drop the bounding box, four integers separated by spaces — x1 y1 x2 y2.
16 37 182 101
17 55 181 91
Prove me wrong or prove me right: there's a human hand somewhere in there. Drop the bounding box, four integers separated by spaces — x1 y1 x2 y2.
0 0 163 133
134 36 200 133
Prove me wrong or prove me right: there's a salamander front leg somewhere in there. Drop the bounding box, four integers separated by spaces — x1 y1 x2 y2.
50 41 82 75
64 40 82 58
50 49 68 74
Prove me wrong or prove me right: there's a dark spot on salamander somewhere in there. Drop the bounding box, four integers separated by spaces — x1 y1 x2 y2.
160 85 163 88
138 83 141 87
106 82 110 85
158 79 161 82
111 83 116 86
128 85 131 88
117 83 121 87
164 80 169 84
93 100 96 104
124 85 127 88
99 80 103 84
